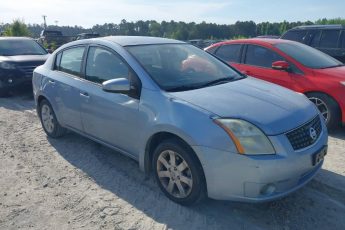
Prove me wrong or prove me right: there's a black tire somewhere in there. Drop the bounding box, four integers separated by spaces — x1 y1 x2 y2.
307 92 341 129
39 99 66 138
152 138 206 206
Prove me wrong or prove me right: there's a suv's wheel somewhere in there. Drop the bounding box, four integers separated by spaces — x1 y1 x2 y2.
152 138 206 206
39 99 66 138
307 92 341 129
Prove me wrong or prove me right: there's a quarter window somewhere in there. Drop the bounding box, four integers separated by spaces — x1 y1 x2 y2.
59 46 85 76
85 47 129 84
215 44 242 63
319 30 340 48
244 45 284 68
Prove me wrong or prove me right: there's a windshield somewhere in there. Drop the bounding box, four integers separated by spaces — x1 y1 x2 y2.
126 44 244 91
0 39 48 56
274 42 343 69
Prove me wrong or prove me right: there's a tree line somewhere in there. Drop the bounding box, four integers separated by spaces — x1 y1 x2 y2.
1 18 344 40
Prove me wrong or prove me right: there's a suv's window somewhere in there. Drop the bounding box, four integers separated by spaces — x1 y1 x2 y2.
215 44 242 63
59 46 85 76
85 47 129 84
244 45 284 68
282 30 307 43
309 30 321 47
319 30 340 48
0 39 48 56
342 31 345 49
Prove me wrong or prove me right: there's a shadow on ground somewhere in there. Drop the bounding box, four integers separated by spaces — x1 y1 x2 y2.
0 86 35 111
329 127 345 141
48 132 345 230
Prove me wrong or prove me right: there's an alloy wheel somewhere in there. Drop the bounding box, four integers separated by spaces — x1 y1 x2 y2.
156 150 193 198
309 97 330 123
41 104 55 133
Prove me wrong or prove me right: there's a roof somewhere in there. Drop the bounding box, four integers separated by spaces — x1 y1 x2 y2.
102 36 185 46
207 38 294 48
291 24 345 30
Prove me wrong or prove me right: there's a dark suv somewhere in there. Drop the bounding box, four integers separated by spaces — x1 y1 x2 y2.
281 25 345 63
0 37 49 96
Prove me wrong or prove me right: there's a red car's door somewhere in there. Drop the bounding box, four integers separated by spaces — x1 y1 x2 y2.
239 44 296 89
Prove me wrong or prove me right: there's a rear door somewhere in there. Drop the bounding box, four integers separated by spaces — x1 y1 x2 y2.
316 29 342 60
240 44 295 89
48 46 86 131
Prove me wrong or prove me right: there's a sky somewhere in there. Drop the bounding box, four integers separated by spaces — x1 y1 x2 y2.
0 0 344 28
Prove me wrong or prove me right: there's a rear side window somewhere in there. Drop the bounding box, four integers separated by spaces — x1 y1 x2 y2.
342 31 345 48
85 46 130 84
309 30 321 47
244 45 285 68
58 46 85 76
282 30 307 43
319 30 340 48
215 44 242 63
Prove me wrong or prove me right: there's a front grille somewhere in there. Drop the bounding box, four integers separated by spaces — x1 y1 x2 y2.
286 116 322 151
19 66 36 76
18 61 45 77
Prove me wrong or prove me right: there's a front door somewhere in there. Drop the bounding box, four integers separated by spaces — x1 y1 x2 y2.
239 44 294 89
79 46 142 156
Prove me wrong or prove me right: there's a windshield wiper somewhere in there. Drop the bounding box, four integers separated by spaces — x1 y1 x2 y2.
165 85 202 92
200 77 234 87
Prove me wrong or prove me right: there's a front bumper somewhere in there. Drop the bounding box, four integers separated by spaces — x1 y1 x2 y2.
0 70 33 90
192 119 328 202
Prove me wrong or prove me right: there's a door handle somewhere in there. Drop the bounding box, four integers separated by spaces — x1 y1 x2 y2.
80 92 90 98
48 79 55 84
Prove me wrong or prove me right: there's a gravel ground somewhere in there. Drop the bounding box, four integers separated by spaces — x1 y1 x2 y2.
0 90 345 230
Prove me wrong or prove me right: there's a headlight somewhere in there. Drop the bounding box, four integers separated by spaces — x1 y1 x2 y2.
0 62 16 70
341 82 345 86
214 119 275 155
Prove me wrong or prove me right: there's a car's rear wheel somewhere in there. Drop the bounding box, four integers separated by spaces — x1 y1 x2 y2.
39 99 66 138
307 92 341 129
152 138 206 206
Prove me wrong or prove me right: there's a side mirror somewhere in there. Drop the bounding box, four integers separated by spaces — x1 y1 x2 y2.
272 61 290 71
102 78 130 94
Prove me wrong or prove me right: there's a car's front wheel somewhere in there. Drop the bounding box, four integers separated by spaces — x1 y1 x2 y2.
307 92 341 129
152 138 206 206
39 99 66 138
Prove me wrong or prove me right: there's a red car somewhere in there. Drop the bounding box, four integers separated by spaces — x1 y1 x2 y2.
205 38 345 129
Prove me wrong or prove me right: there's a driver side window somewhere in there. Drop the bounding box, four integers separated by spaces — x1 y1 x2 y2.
85 47 129 84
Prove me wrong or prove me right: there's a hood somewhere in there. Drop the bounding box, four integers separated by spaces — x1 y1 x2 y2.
0 54 49 63
169 77 318 135
313 66 345 81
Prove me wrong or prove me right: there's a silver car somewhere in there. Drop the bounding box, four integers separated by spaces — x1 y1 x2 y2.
33 36 328 205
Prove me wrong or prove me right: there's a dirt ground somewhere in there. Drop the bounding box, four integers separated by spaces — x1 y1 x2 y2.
0 90 345 230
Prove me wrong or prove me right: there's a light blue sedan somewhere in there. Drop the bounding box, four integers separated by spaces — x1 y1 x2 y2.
33 36 328 205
